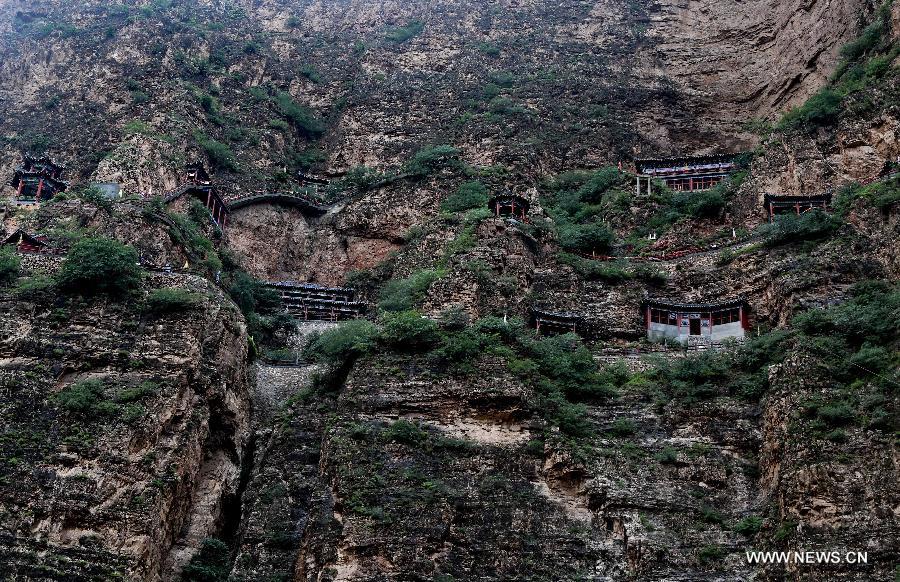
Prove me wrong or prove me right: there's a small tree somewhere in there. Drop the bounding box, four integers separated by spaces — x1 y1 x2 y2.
441 181 489 213
0 248 21 286
57 237 142 296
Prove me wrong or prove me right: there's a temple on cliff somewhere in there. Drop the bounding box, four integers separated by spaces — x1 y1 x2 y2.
531 308 582 335
763 192 831 222
1 229 49 253
10 155 68 202
489 193 530 220
644 297 748 343
634 154 738 195
165 163 229 229
266 282 367 321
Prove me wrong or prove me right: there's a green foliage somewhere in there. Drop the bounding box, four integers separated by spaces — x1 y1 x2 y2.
379 311 441 348
697 544 727 564
14 274 55 299
441 181 489 213
378 269 444 312
384 420 428 446
53 380 116 416
181 538 230 582
779 88 843 130
763 209 842 247
404 145 461 177
732 515 763 537
0 248 21 286
543 167 629 254
306 320 379 365
385 20 424 43
299 64 322 83
194 132 238 171
274 91 325 138
557 221 615 255
476 41 500 56
57 237 142 296
145 287 201 314
606 418 637 437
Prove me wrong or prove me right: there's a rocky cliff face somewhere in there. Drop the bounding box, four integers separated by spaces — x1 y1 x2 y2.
0 262 251 580
1 1 898 581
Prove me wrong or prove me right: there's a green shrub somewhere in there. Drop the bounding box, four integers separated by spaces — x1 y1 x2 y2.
306 320 378 365
385 20 424 43
404 145 460 177
606 418 637 437
116 381 158 403
53 380 116 416
384 419 428 445
732 515 763 537
195 132 238 171
441 181 489 213
557 221 614 254
299 64 321 83
476 41 500 56
181 538 229 582
380 311 440 348
763 209 842 246
697 544 727 564
145 288 201 313
378 269 443 312
0 248 21 286
274 91 325 137
436 329 484 370
14 274 55 299
779 88 843 130
57 237 142 296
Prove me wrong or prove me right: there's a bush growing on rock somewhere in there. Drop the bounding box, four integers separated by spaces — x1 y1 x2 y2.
274 91 325 138
0 248 21 286
181 538 230 582
385 20 424 43
306 320 379 364
441 180 489 213
763 209 842 246
379 310 441 348
378 269 444 312
53 379 117 416
57 237 142 296
145 287 201 314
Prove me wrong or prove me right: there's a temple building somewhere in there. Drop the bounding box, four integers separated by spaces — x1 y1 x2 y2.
489 193 530 220
635 154 738 194
266 282 367 321
1 229 49 253
165 163 229 229
10 156 68 202
763 193 830 222
644 298 748 344
531 308 582 335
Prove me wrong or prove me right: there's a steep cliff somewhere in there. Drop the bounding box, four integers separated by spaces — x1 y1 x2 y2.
0 1 897 581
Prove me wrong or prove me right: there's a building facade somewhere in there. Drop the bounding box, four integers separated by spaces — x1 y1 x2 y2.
644 298 748 343
635 154 738 194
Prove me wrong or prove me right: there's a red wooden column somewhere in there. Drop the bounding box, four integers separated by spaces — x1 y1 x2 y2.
795 202 801 216
206 190 212 209
36 179 44 201
645 307 651 331
16 180 24 198
689 177 693 191
769 203 774 223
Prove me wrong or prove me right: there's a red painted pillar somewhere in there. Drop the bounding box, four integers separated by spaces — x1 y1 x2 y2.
740 306 748 330
36 179 44 201
769 203 774 223
16 180 23 198
206 190 212 208
795 202 800 216
689 177 693 191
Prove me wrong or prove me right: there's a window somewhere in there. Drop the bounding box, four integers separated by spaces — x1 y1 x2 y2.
712 307 741 325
